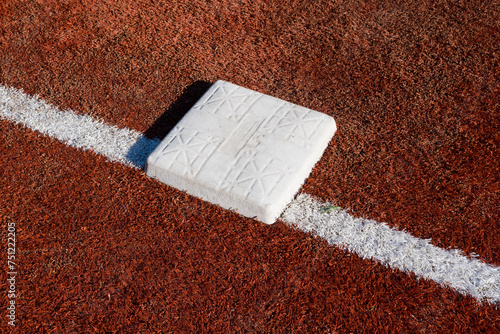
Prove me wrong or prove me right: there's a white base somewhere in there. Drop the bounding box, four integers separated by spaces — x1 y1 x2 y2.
146 80 336 224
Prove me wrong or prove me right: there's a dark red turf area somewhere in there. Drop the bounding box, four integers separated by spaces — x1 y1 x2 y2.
1 0 499 332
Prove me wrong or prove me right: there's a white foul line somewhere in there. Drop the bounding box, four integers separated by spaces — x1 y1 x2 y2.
1 84 499 304
282 194 500 304
0 85 159 169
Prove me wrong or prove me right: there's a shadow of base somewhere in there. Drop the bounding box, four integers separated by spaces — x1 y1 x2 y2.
144 80 212 141
125 80 212 169
125 135 160 169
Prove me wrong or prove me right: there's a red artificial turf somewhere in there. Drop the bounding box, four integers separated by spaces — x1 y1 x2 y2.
1 119 498 332
1 0 499 332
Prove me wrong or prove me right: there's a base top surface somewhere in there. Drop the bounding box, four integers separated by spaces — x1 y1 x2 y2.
146 80 336 224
